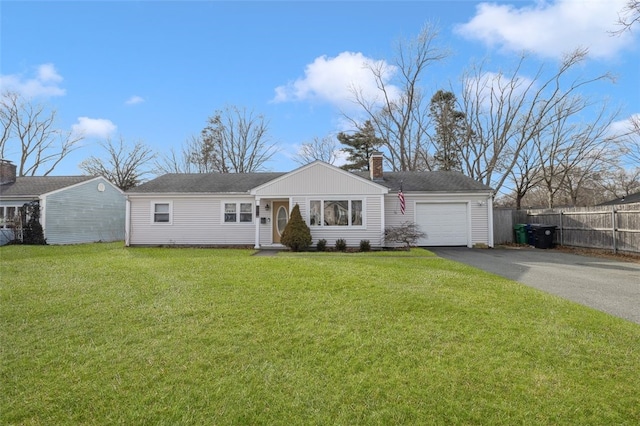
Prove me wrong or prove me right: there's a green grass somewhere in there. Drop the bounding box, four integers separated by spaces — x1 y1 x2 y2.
1 243 639 425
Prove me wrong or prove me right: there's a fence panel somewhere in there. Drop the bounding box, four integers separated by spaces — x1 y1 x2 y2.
493 209 515 244
510 203 640 254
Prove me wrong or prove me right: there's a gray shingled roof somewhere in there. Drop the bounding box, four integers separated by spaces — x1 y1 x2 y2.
127 170 492 194
0 176 95 197
355 171 493 192
598 191 640 206
128 173 288 193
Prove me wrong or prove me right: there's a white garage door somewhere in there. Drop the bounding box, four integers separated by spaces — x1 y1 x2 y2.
416 203 468 246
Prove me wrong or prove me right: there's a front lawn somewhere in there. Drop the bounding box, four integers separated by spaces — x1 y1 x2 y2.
1 243 638 424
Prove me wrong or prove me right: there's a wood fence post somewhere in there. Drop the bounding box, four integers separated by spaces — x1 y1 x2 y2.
612 206 617 254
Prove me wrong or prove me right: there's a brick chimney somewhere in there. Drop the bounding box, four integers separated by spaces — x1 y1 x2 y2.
0 159 17 185
369 152 383 180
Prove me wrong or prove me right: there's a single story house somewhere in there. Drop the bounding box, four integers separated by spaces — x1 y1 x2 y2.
125 154 494 249
0 160 126 245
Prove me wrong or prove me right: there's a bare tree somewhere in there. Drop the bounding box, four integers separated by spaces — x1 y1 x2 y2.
293 136 340 166
79 136 156 191
157 105 278 174
597 167 640 200
612 0 640 34
1 91 83 176
200 105 278 173
458 48 615 195
348 23 449 171
622 115 640 166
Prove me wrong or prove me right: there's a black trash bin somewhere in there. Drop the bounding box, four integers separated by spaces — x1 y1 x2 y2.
525 224 536 246
531 225 556 249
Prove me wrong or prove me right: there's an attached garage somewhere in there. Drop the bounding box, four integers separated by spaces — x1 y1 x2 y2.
415 202 469 246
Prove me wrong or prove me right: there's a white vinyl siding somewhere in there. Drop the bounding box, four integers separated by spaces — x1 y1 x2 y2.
384 192 492 248
129 196 255 246
253 162 388 197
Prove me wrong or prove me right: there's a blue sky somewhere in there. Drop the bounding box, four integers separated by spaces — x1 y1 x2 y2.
1 0 638 176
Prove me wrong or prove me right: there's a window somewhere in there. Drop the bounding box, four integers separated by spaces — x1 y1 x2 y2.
153 203 171 223
1 206 19 229
224 203 237 223
224 202 253 223
240 203 253 222
309 199 363 227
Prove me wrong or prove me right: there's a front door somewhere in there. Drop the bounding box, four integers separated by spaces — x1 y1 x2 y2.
272 201 289 244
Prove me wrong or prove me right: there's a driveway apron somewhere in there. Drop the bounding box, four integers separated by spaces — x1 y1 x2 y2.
430 247 640 325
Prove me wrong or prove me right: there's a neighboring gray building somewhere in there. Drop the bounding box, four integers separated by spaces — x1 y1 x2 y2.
0 160 125 245
126 154 495 248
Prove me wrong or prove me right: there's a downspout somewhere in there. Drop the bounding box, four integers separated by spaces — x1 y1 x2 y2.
488 193 494 248
380 194 386 248
125 197 131 246
39 196 46 242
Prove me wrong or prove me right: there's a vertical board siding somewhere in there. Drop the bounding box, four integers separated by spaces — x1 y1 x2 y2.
44 179 125 245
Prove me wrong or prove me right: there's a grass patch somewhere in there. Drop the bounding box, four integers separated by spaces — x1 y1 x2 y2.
1 243 639 424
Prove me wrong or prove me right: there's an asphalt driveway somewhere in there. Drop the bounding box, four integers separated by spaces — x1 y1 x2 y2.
430 247 640 325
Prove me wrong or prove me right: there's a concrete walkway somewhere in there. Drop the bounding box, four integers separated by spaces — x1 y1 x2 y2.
431 247 640 325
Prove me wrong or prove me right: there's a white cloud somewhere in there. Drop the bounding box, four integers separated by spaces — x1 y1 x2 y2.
0 63 66 98
455 0 635 60
272 51 401 111
125 95 145 105
71 117 117 139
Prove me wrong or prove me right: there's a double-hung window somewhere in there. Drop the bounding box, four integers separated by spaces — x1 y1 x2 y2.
152 202 171 224
224 202 253 223
309 199 363 227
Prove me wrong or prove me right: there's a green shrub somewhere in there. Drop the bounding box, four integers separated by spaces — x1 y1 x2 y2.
335 238 347 252
316 239 327 252
359 240 371 252
20 201 46 245
280 204 312 252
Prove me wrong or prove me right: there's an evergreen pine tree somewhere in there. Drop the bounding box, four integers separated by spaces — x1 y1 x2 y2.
280 204 312 252
429 90 466 171
338 121 384 171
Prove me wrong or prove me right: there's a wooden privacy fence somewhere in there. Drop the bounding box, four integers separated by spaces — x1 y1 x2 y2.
493 203 640 254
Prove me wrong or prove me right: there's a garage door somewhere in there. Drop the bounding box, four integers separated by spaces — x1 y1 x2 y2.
415 203 468 246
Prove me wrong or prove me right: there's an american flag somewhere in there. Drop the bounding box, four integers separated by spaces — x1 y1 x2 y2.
398 187 405 215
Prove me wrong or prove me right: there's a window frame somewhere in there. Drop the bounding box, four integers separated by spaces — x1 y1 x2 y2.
308 198 365 228
0 205 22 229
151 201 172 225
222 201 254 224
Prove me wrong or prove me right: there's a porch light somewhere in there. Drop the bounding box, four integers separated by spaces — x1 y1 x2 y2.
264 203 270 212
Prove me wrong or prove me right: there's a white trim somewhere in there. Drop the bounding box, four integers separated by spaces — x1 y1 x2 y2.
221 200 254 224
250 161 389 195
150 200 173 225
125 198 131 246
488 195 494 248
307 197 366 228
41 176 124 197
